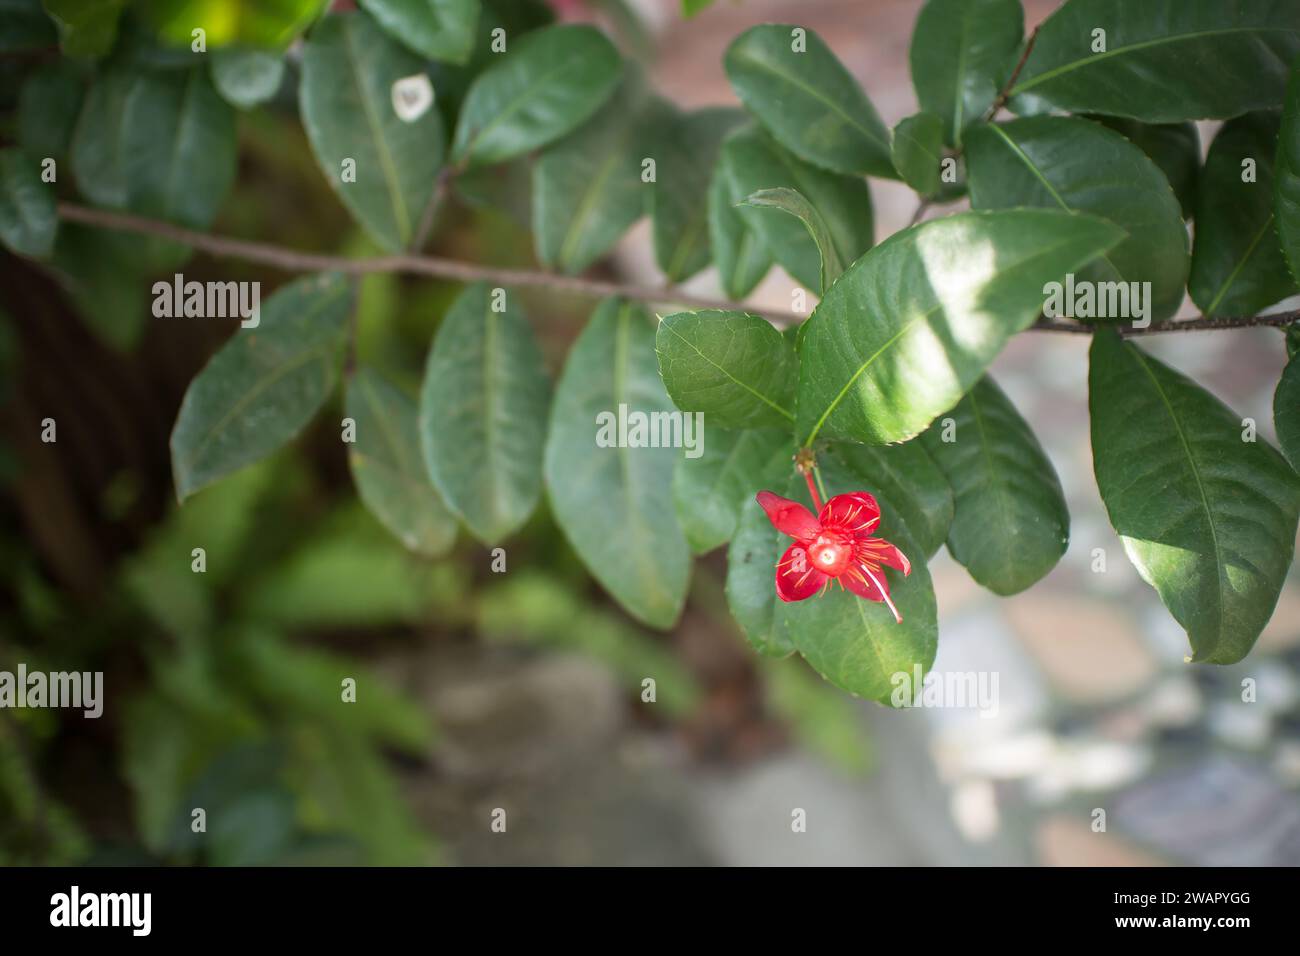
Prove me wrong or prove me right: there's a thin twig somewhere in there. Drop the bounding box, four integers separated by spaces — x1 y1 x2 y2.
983 25 1039 122
55 202 1299 336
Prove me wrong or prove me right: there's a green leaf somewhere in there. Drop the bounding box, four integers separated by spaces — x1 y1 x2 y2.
170 274 352 502
0 0 57 51
18 61 85 164
681 0 714 16
656 309 798 430
908 0 1023 147
418 283 550 544
0 149 57 259
144 0 329 50
122 67 238 230
725 470 802 657
649 104 743 282
920 376 1068 594
450 23 622 168
1093 116 1199 219
724 23 894 178
966 116 1189 323
70 67 135 208
720 125 873 293
301 11 446 252
358 0 478 63
890 112 944 197
739 187 844 293
347 367 458 557
1089 330 1300 664
673 426 790 554
211 47 286 108
1279 61 1300 283
1009 0 1300 122
825 438 953 560
545 299 690 629
708 160 772 300
1190 112 1297 318
43 0 124 58
796 209 1125 446
1277 356 1300 472
51 225 149 350
532 71 646 274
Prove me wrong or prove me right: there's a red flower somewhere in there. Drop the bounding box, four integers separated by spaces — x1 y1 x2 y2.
756 488 911 622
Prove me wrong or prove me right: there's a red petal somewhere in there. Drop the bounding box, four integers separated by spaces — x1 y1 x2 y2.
866 538 911 575
843 563 903 623
819 492 880 537
775 544 828 602
756 491 820 542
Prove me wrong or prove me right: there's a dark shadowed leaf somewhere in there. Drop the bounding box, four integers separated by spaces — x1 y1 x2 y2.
1277 355 1300 473
890 112 944 197
17 61 84 164
826 438 953 560
70 67 135 208
1276 61 1300 284
726 470 802 657
43 0 124 57
0 148 57 259
674 426 790 554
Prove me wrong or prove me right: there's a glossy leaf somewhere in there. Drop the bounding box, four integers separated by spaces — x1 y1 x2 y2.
708 160 772 299
656 309 798 430
674 426 790 554
1009 0 1300 122
43 0 124 57
0 149 57 259
532 71 646 274
825 439 953 560
301 12 445 252
739 187 844 293
908 0 1023 147
724 23 894 178
650 104 743 282
1089 331 1300 664
347 368 458 557
170 274 352 502
720 125 873 293
1276 61 1300 284
1093 116 1199 219
418 283 550 544
545 299 690 629
358 0 478 63
1190 112 1296 318
920 377 1068 594
450 24 622 168
796 209 1125 446
1277 356 1300 473
966 116 1189 323
890 111 944 198
211 47 286 109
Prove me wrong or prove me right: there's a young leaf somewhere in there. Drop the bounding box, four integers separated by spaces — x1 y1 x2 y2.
656 309 798 430
43 0 125 58
1009 0 1300 122
673 426 790 554
890 112 944 197
825 439 953 560
532 71 646 274
1093 117 1199 219
726 471 802 657
450 24 622 168
708 161 773 300
649 104 744 282
920 377 1068 594
301 11 446 252
358 0 478 64
170 274 352 502
720 125 873 294
796 209 1125 447
1190 113 1297 318
545 299 690 630
908 0 1023 147
0 149 57 259
418 282 550 544
211 48 286 109
965 116 1189 323
346 367 458 557
1277 356 1300 472
1279 61 1300 283
1089 330 1300 664
724 23 894 178
739 187 844 293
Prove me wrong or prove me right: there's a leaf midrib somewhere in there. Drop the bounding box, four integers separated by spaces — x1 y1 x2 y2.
662 320 795 422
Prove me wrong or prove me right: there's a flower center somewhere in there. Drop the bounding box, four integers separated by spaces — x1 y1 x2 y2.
807 532 851 577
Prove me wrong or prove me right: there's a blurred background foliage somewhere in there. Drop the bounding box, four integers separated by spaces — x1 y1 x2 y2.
0 0 872 865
